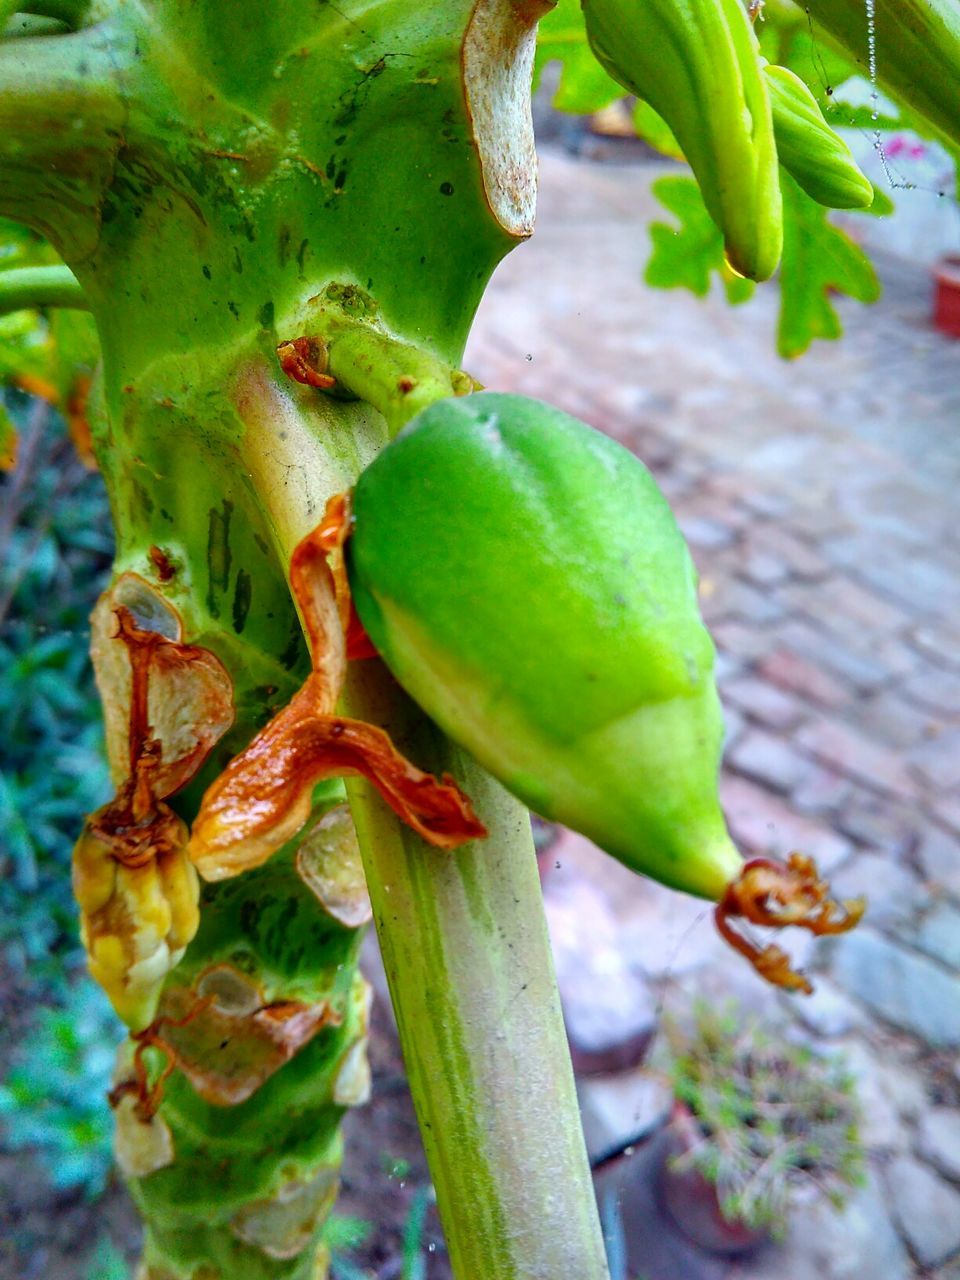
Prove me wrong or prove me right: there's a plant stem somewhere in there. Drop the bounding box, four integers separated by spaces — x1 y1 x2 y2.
343 661 610 1279
241 376 609 1279
0 25 123 244
0 265 87 315
284 285 477 436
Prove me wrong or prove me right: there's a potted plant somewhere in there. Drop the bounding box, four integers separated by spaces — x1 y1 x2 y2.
656 1002 864 1255
933 254 960 337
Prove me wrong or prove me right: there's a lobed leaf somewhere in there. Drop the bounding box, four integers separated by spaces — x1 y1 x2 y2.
777 171 881 358
646 176 757 305
533 0 622 114
647 172 885 357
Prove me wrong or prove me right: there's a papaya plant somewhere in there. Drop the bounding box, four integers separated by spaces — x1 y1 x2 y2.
1 1 956 1278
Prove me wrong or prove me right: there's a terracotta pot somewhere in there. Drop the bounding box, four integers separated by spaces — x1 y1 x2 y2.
933 255 960 338
656 1103 770 1256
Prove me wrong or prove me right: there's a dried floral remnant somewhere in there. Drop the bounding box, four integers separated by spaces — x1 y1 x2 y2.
231 1164 340 1260
277 335 336 389
333 1035 372 1108
109 993 214 1118
149 544 177 582
75 580 235 1029
189 679 485 880
114 605 235 797
296 804 372 928
715 853 866 994
157 979 340 1106
112 1077 176 1177
190 515 485 881
90 574 235 791
315 491 378 659
74 778 200 1031
288 520 347 704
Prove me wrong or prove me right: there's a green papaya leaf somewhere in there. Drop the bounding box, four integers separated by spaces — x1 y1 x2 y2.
0 308 56 393
534 0 623 114
777 171 881 357
632 100 683 160
646 176 756 304
818 101 903 133
646 173 885 357
0 216 48 268
0 219 100 464
777 26 860 105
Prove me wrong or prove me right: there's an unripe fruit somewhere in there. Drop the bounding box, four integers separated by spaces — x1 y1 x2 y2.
345 392 864 992
349 392 742 900
764 64 874 209
582 0 783 281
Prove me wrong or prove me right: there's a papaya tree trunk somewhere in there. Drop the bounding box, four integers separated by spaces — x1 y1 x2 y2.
0 2 609 1276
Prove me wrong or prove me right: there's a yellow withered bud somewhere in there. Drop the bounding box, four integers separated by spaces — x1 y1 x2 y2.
73 790 199 1033
73 588 233 1032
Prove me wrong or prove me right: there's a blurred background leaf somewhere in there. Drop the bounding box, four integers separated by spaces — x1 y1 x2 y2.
0 252 116 1221
0 978 120 1200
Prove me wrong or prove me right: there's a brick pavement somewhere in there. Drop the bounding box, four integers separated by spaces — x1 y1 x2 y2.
466 148 960 1280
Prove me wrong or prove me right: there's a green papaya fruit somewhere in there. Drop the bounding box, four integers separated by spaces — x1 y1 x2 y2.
765 64 874 209
348 392 742 901
582 0 783 282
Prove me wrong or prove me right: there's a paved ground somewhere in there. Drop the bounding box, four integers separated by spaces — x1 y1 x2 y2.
466 147 960 1280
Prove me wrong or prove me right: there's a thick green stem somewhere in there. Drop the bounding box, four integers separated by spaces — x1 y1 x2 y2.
0 26 125 256
343 664 610 1279
0 265 87 315
283 284 478 436
4 1 608 1272
241 381 609 1280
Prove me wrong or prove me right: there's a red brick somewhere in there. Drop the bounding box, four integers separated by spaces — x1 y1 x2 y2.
836 801 917 858
774 618 891 693
917 826 960 895
721 706 747 750
713 620 779 664
829 853 920 926
720 773 852 871
678 514 738 550
737 489 794 520
740 549 790 587
858 689 944 751
729 730 812 794
748 526 830 580
791 766 853 816
722 675 806 731
714 649 746 685
935 799 960 838
858 552 960 614
779 574 910 636
701 577 786 627
757 647 849 710
787 505 853 541
795 718 919 803
674 494 751 532
903 669 960 718
908 729 960 794
908 623 960 673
